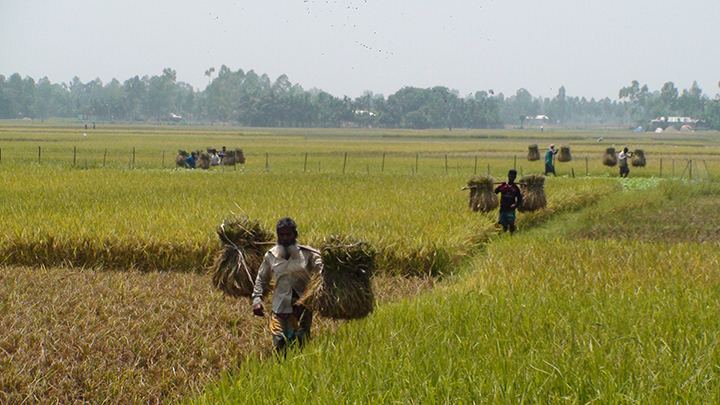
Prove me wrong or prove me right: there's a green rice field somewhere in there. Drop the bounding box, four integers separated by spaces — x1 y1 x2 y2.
0 121 718 403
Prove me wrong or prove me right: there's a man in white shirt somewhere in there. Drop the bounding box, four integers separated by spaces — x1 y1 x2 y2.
252 217 323 353
618 147 634 178
210 151 220 166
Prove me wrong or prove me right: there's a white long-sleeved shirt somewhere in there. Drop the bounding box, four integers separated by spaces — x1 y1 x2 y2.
252 244 323 314
618 151 631 167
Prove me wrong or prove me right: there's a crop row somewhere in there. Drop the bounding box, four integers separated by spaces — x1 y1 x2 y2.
0 165 619 276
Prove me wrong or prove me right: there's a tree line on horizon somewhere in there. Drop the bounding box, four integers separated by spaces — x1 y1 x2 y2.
1 66 720 130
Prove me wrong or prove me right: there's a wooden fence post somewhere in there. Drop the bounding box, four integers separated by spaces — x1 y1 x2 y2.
103 149 107 167
585 156 589 176
304 153 308 172
73 146 77 167
38 146 41 164
513 155 517 170
343 152 347 174
659 158 662 178
679 160 689 180
474 155 477 174
703 160 710 182
381 153 385 172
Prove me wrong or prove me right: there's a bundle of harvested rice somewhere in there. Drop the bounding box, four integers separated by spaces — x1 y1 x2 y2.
207 147 217 154
197 152 211 169
223 148 246 166
631 149 646 167
517 174 546 212
602 147 617 166
298 236 376 320
527 144 540 161
557 146 572 162
211 216 274 298
175 150 190 167
464 174 498 212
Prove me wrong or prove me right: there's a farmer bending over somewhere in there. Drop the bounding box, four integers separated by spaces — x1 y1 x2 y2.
494 169 523 233
252 217 323 354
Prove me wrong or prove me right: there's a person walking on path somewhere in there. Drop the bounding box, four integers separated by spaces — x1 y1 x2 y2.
494 169 523 233
618 147 633 178
544 144 558 176
252 217 323 354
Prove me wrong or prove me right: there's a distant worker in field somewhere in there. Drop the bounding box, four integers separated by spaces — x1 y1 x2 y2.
252 217 323 354
210 150 220 166
618 147 634 178
218 146 227 163
544 144 558 176
494 169 523 234
184 151 197 169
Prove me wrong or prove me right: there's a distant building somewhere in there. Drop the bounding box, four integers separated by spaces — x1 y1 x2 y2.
649 116 699 131
525 115 549 126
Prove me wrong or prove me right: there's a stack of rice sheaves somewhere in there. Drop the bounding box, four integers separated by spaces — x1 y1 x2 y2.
298 236 377 320
602 147 617 166
211 216 274 298
223 148 246 166
557 146 572 162
517 174 547 212
527 144 540 161
197 152 211 169
631 149 646 167
465 174 498 212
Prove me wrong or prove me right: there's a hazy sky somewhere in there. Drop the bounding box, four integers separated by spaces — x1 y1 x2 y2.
2 0 719 100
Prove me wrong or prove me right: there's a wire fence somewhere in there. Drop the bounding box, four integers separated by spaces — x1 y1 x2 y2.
0 146 717 181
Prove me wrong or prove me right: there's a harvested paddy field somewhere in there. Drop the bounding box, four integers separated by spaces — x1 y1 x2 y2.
0 266 436 404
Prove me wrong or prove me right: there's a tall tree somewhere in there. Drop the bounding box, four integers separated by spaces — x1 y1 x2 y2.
146 68 177 120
